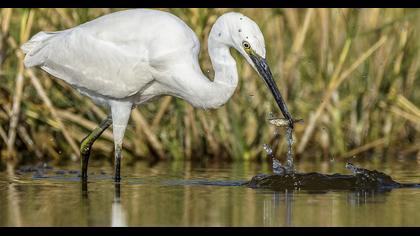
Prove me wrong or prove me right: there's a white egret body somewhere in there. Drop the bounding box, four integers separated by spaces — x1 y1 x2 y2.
22 9 293 181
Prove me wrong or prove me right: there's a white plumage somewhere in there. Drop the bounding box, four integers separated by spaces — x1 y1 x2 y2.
22 9 292 181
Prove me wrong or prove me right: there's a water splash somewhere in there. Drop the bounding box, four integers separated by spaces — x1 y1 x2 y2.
345 162 365 175
265 116 302 175
263 144 284 175
272 159 284 175
284 127 295 174
262 144 273 157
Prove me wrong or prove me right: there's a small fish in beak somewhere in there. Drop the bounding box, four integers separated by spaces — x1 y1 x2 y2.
269 118 304 127
248 52 295 129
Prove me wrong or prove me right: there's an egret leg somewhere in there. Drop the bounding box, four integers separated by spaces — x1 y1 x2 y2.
110 101 132 182
80 115 112 181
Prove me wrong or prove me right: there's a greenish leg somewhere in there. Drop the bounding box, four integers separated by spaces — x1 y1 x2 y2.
80 115 112 181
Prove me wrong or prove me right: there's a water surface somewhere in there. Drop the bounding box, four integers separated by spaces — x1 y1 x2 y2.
1 160 420 226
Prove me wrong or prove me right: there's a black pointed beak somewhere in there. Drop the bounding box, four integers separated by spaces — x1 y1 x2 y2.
250 54 294 129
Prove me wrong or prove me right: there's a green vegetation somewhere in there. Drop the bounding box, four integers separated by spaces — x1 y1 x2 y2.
0 8 419 164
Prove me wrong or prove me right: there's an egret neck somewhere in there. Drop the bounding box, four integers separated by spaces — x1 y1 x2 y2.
186 30 239 110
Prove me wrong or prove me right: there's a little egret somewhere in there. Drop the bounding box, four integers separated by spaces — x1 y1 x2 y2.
21 9 294 182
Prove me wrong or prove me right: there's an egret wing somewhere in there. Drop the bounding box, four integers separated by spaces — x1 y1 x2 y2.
27 28 153 99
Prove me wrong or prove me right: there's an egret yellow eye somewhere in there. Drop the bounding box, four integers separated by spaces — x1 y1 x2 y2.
242 41 251 49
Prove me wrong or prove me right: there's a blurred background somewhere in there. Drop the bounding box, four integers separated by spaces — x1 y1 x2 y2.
0 8 419 165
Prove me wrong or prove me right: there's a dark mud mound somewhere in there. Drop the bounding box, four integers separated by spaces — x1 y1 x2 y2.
245 163 419 191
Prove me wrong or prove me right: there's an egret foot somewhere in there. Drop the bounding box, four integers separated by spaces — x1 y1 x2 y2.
80 115 112 181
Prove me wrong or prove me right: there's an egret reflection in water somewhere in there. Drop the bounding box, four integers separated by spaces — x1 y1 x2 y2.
111 184 127 227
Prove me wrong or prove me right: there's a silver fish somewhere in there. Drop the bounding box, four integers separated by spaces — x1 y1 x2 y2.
268 118 304 127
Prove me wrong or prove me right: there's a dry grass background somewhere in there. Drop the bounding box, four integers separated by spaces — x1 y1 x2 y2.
0 8 419 165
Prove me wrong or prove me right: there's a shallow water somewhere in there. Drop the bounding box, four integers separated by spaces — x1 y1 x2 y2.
1 160 420 226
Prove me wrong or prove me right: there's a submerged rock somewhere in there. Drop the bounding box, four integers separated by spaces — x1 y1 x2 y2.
244 164 418 191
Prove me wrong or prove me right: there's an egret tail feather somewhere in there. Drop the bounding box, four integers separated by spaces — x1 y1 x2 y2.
21 31 61 67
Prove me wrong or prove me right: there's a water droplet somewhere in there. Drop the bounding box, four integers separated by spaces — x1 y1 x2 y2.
272 158 283 175
263 144 273 156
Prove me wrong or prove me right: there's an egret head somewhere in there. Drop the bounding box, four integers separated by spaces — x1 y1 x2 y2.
213 12 294 127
